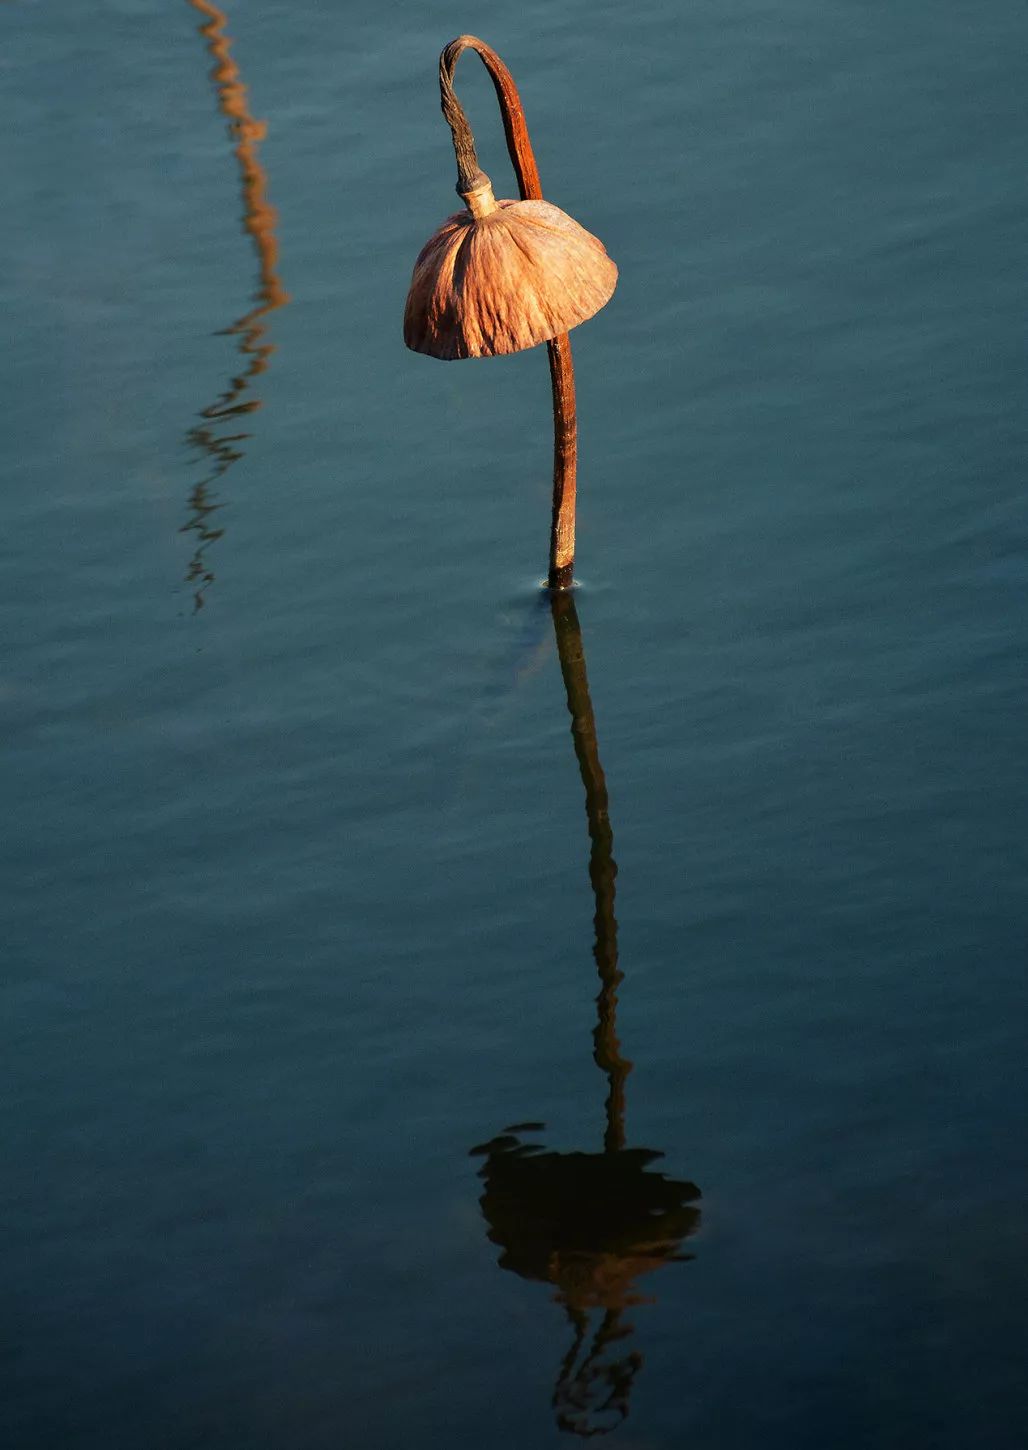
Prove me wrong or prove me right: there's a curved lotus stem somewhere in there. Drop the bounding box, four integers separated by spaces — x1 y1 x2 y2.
440 36 577 589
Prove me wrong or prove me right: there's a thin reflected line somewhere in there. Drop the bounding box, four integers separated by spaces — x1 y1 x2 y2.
551 590 632 1153
471 595 703 1435
183 0 289 611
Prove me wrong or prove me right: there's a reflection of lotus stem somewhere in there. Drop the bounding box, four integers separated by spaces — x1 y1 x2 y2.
184 0 289 609
440 37 577 590
551 591 631 1152
554 1302 639 1437
472 600 700 1435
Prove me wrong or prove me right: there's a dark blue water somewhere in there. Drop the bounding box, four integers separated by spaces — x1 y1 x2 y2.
3 2 1027 1446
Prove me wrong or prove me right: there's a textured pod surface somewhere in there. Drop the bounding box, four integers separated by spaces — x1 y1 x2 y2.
404 198 617 360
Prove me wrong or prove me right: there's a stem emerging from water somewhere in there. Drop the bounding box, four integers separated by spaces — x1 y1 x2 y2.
440 36 578 590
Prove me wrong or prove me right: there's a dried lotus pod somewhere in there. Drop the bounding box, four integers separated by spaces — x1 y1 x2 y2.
404 36 617 589
404 173 618 360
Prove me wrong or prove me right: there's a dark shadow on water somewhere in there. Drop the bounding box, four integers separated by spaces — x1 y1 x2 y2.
470 592 702 1437
183 0 289 611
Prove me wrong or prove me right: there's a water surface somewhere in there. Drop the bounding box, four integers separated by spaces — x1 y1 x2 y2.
3 1 1027 1446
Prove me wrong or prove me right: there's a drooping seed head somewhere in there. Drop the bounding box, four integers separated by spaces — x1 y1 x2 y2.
404 173 618 361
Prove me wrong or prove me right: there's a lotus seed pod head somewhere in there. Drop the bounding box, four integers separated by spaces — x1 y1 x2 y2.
404 172 618 361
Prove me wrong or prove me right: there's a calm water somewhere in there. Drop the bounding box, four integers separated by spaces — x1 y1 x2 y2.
3 2 1027 1445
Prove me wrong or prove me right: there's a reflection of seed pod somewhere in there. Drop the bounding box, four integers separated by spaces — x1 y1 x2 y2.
472 1130 702 1307
404 172 617 360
